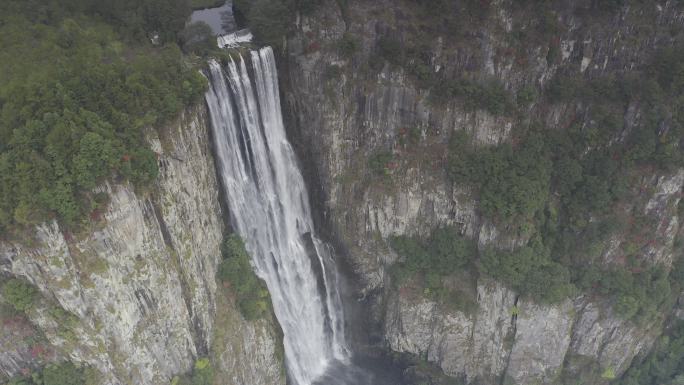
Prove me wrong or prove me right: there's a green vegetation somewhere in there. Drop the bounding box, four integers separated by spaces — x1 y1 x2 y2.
547 64 682 173
49 305 82 346
407 0 491 34
449 130 552 222
2 279 38 312
434 78 514 115
6 361 95 385
575 264 673 323
398 127 422 148
391 227 476 275
541 46 684 315
235 0 289 46
391 226 678 318
432 43 684 316
172 358 214 385
298 0 324 15
618 320 684 385
0 0 207 231
180 21 215 56
368 151 394 176
1 0 194 44
480 236 575 304
375 36 430 84
217 234 271 320
377 37 403 66
389 227 479 313
374 34 516 110
324 64 343 81
389 227 573 305
337 33 360 57
516 85 537 107
1 277 86 353
234 0 322 46
602 367 617 380
443 125 677 315
42 362 86 385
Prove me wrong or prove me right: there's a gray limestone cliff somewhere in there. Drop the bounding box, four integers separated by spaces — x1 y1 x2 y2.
281 0 684 384
0 105 285 385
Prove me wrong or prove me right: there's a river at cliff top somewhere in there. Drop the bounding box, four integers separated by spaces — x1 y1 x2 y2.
189 1 236 35
200 2 412 384
205 44 412 385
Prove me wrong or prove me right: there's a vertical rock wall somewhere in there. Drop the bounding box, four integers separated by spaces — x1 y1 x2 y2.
0 105 285 385
281 0 684 383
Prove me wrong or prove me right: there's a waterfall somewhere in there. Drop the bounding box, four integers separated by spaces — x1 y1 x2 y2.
205 47 349 385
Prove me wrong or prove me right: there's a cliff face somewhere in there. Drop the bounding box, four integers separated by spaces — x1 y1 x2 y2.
0 106 284 385
1 0 683 383
282 0 684 383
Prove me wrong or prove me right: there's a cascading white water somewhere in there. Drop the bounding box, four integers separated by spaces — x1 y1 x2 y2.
205 47 349 385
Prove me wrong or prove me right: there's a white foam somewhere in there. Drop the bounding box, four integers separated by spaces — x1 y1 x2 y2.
217 29 253 48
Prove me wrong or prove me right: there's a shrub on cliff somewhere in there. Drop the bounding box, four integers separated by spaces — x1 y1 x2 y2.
217 234 271 320
170 357 214 385
337 33 360 57
297 0 323 14
368 151 394 177
449 130 552 223
6 361 94 385
190 358 213 385
390 228 476 276
480 238 575 304
619 320 684 385
234 0 291 47
2 279 38 312
41 362 85 385
6 375 33 384
180 21 214 55
377 36 403 65
389 227 479 312
234 0 325 46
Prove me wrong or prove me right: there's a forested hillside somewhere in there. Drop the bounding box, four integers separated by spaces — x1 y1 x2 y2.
0 0 207 232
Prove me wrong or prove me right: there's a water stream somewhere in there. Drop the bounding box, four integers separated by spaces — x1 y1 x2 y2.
200 1 409 379
206 48 351 385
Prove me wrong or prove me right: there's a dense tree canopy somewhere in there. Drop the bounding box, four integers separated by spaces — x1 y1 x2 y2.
449 130 552 222
1 0 192 43
217 235 271 320
0 0 206 231
5 361 93 385
619 320 684 385
1 279 38 312
233 0 325 46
